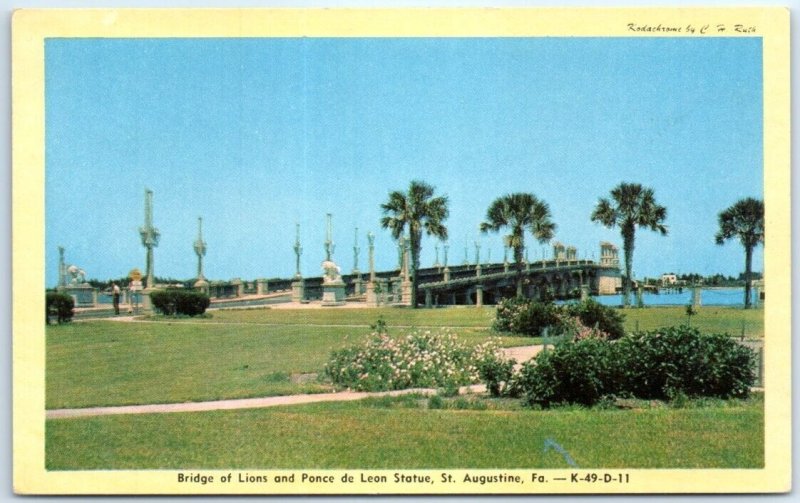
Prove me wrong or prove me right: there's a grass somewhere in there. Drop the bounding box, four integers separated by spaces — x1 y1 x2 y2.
161 305 498 327
46 321 354 409
46 318 529 409
164 304 763 338
622 306 763 338
46 394 763 470
48 305 761 408
46 306 764 470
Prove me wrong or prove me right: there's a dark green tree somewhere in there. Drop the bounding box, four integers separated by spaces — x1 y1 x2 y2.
380 180 449 308
715 198 764 309
591 182 668 307
480 193 556 296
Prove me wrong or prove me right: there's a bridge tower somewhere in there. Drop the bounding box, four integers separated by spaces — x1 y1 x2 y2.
597 242 622 295
600 241 619 267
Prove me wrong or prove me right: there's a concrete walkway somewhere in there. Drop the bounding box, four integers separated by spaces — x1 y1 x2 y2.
46 385 488 420
46 345 543 420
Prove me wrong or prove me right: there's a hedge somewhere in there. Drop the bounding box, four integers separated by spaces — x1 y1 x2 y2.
517 325 755 408
46 291 74 324
149 289 210 316
494 297 626 340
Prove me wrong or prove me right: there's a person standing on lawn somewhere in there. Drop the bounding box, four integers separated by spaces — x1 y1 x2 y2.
111 282 121 315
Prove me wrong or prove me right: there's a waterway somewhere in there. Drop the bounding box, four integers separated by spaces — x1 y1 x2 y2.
590 287 756 307
93 287 755 308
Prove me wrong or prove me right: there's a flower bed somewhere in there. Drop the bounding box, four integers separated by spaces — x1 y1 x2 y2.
325 328 505 393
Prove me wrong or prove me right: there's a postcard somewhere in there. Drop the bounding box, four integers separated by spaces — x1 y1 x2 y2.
12 7 790 495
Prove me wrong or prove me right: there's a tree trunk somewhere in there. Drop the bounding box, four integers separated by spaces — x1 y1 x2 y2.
744 245 753 309
514 241 524 298
410 233 421 309
622 224 635 308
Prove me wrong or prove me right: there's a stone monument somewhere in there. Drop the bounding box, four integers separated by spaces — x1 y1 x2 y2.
320 213 346 306
442 241 451 282
352 227 363 295
57 246 67 289
474 241 482 276
62 261 96 306
193 217 209 293
365 231 378 306
399 236 412 306
291 223 305 302
139 188 160 311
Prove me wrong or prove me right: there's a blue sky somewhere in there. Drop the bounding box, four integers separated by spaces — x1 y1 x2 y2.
45 37 763 286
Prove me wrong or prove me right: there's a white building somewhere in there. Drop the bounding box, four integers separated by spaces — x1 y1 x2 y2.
660 273 678 286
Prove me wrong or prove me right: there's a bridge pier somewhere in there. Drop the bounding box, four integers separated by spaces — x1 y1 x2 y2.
425 288 432 308
476 284 483 307
691 286 702 307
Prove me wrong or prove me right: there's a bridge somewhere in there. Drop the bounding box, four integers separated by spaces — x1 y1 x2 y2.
292 258 621 307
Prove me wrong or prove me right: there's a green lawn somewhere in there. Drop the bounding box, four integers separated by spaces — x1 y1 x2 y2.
46 395 763 470
165 305 498 327
622 306 763 338
48 305 761 409
47 306 764 470
46 317 529 409
183 304 763 337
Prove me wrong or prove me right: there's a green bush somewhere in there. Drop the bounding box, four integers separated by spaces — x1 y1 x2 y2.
494 297 623 339
494 297 563 336
149 289 210 316
476 351 517 397
564 299 626 340
616 326 755 400
517 338 620 408
516 326 756 408
46 291 74 324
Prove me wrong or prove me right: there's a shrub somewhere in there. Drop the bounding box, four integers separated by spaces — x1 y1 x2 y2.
494 297 563 336
150 289 210 316
564 299 626 340
515 325 756 408
46 291 74 324
616 326 755 400
493 296 529 333
325 329 503 392
495 297 624 339
517 338 620 408
476 350 517 397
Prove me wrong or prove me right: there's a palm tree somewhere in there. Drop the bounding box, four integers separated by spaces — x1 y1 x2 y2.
591 182 667 307
715 198 764 309
380 180 449 308
480 193 556 296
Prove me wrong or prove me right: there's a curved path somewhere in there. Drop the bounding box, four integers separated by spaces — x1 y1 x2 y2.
46 345 543 420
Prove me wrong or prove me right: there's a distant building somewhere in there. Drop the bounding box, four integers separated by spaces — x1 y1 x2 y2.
661 273 678 286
